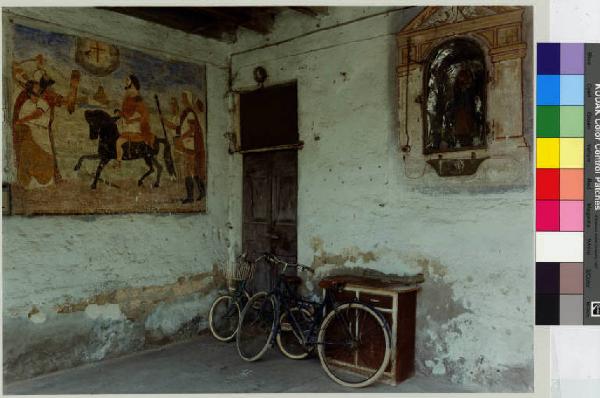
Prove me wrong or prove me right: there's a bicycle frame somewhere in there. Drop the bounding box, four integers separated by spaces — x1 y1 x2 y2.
281 294 328 345
221 279 251 319
231 278 251 300
241 253 392 387
271 275 350 349
250 257 320 346
253 253 390 350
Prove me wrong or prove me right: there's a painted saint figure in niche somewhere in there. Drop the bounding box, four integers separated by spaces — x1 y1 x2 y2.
174 92 206 203
114 74 155 167
423 39 486 153
444 68 483 149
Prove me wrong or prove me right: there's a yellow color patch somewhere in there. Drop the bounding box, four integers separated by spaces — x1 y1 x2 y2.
536 138 560 168
560 138 584 168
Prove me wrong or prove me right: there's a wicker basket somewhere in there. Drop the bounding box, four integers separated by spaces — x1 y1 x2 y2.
226 255 256 286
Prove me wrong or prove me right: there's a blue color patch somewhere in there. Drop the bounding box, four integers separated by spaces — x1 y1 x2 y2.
537 43 561 75
537 75 560 105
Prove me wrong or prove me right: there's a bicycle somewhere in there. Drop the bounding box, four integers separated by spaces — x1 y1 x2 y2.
236 253 391 388
208 254 255 342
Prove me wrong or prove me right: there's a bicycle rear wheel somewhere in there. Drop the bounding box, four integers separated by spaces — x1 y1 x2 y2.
236 292 278 361
317 303 391 388
276 307 313 359
208 294 240 342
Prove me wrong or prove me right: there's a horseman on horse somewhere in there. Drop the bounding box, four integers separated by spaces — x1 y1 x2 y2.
113 74 156 168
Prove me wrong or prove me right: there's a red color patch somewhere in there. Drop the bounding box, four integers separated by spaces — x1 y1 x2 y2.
536 169 560 200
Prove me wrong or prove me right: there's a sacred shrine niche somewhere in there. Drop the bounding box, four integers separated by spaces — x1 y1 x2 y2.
396 6 529 178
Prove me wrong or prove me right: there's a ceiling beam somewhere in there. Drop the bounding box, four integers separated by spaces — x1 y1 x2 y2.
101 7 209 32
289 7 328 17
98 6 294 41
195 7 277 35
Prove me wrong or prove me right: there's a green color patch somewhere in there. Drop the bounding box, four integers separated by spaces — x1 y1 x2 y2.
560 106 584 137
536 106 560 138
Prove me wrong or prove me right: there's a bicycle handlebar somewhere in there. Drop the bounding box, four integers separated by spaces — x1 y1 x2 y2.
255 252 315 274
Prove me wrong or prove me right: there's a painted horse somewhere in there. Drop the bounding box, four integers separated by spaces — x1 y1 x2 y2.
75 109 175 189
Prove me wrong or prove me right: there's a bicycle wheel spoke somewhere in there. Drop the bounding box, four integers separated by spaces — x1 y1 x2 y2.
357 307 367 341
321 341 352 346
336 307 355 341
318 304 390 388
357 313 381 342
236 293 277 361
209 295 240 342
276 308 313 359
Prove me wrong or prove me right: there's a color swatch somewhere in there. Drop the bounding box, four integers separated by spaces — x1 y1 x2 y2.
582 44 600 324
536 43 589 325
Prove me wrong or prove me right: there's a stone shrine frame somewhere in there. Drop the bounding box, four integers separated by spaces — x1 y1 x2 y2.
397 6 529 178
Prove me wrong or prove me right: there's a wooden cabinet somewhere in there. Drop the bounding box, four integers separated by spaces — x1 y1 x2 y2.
323 278 419 385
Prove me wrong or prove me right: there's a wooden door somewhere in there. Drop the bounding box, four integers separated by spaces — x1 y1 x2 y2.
242 150 297 291
240 82 299 292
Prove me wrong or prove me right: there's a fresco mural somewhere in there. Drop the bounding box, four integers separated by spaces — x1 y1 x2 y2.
5 23 207 214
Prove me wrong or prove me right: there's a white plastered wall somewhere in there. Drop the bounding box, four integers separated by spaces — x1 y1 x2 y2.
229 6 534 391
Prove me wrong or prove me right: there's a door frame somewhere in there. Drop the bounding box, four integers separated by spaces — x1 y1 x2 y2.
233 79 299 95
238 80 300 288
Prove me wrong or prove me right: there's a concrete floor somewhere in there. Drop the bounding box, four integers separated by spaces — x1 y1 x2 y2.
5 334 478 394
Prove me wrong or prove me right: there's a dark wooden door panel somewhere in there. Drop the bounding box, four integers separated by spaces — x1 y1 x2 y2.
244 175 270 223
241 83 299 292
243 153 272 291
271 150 297 264
273 176 296 223
242 150 297 291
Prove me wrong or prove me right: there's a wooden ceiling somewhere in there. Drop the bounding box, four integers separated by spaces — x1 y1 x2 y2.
100 7 327 42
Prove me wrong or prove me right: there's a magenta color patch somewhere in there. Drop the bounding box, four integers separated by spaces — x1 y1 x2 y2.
560 201 583 231
537 200 560 231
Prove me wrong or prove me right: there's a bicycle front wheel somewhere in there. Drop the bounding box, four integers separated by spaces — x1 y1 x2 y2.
208 295 241 342
317 303 391 388
236 292 278 361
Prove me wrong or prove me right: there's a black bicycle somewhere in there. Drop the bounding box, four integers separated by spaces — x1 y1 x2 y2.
236 253 391 388
208 254 254 342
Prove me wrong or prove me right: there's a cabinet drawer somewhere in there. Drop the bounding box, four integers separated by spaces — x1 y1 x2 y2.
358 292 393 309
326 289 356 303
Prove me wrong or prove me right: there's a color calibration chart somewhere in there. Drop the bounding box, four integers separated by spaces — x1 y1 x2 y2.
536 43 600 325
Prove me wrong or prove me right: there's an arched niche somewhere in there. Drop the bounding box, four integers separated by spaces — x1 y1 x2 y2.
423 38 487 154
396 6 529 178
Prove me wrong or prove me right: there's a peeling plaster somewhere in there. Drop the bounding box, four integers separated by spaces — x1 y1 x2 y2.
84 304 124 321
3 7 232 382
27 306 47 324
4 273 223 382
310 236 380 268
3 6 534 392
